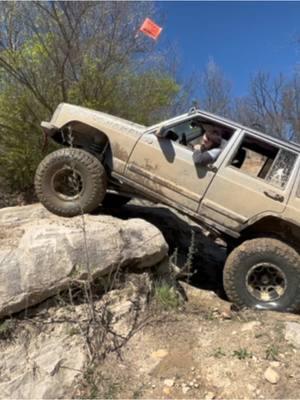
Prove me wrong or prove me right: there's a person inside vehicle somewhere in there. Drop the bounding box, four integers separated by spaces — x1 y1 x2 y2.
192 128 222 166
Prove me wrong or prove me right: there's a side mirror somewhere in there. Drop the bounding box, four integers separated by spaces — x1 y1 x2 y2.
156 127 179 141
155 125 166 138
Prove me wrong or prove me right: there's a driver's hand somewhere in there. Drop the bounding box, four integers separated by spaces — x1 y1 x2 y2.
193 144 201 151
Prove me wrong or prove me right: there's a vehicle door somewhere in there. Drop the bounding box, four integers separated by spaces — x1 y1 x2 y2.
282 156 300 223
125 116 220 213
199 130 299 230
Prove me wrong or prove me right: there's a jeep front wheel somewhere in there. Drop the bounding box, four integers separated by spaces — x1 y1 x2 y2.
35 148 107 217
223 237 300 312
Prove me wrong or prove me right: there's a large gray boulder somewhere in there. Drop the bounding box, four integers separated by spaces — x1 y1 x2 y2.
0 204 168 318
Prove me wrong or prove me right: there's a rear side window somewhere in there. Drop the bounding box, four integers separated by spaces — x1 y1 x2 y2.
230 134 297 190
265 149 297 189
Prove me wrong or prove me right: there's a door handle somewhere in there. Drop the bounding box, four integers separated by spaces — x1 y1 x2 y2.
263 190 284 203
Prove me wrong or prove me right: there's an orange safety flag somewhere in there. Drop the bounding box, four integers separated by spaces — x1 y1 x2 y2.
139 18 162 40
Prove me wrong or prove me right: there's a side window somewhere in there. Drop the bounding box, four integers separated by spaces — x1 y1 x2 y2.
163 117 234 149
230 134 297 189
164 119 203 146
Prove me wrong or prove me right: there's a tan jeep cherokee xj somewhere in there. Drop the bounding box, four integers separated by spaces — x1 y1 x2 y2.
35 103 300 312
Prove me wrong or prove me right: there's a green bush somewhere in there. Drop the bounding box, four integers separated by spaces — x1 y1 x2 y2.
154 279 182 310
0 2 182 192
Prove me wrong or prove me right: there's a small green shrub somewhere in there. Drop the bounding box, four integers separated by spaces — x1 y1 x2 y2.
265 345 279 361
104 382 120 399
232 348 253 360
82 366 100 399
154 280 181 310
184 229 196 282
204 310 218 321
0 319 16 340
68 326 80 336
213 347 226 358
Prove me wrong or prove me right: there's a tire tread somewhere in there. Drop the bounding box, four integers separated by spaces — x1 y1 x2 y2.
223 237 300 311
35 148 107 217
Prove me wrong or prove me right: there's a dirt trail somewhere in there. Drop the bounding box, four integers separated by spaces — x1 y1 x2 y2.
76 284 300 399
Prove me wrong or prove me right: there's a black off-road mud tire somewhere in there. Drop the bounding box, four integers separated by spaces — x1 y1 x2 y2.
35 148 107 217
223 237 300 312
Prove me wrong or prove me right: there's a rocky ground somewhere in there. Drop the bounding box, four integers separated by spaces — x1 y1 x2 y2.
0 275 299 399
75 284 300 400
0 198 300 399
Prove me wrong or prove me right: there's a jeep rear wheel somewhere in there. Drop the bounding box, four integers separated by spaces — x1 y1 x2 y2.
223 237 300 312
35 148 107 217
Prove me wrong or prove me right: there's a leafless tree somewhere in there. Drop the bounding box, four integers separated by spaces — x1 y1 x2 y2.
0 1 160 118
281 72 300 141
199 58 232 117
246 72 287 137
232 71 300 141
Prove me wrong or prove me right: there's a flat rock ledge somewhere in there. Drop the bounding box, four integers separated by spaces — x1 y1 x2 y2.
0 204 168 318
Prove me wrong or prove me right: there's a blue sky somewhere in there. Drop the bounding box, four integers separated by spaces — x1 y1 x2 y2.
157 1 300 97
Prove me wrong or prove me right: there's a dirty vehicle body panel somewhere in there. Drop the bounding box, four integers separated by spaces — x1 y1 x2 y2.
37 103 300 311
44 103 145 176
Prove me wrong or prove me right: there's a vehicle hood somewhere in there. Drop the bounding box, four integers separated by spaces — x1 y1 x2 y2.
50 103 146 137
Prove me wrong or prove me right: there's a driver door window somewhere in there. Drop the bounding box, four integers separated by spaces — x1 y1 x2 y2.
163 117 235 154
165 120 204 147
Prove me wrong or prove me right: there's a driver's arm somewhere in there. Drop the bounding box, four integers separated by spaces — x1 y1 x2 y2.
193 147 221 166
192 150 214 166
